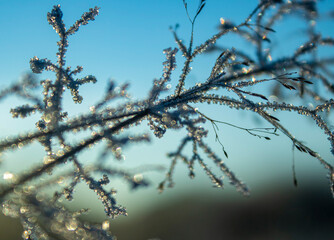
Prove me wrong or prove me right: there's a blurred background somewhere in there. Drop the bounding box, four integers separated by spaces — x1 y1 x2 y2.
0 0 334 239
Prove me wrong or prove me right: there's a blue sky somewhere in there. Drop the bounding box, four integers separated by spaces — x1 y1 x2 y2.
1 0 334 219
0 1 253 90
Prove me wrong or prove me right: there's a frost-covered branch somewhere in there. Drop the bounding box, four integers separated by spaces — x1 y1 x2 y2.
1 1 334 239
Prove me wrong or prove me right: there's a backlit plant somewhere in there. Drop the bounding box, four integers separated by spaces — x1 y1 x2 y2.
0 0 333 239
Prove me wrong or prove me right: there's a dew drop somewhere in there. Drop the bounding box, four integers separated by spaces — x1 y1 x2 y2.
66 219 78 231
102 220 110 230
3 172 15 180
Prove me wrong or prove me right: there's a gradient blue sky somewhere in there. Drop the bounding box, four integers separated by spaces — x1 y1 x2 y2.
1 0 334 219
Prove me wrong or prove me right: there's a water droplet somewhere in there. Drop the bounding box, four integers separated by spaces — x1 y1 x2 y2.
133 174 143 183
66 219 78 231
102 220 110 230
3 172 14 180
220 17 225 25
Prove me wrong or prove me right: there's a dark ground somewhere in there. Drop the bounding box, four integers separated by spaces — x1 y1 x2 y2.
1 184 333 240
111 186 334 240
